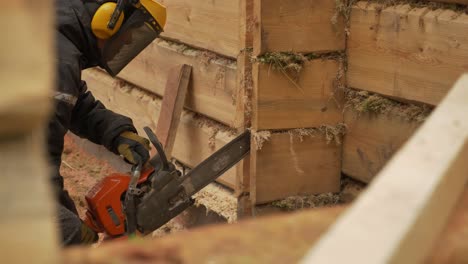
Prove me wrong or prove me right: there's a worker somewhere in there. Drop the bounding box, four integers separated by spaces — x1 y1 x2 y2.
51 0 165 245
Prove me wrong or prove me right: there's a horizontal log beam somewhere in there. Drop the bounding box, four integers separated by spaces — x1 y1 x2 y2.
119 39 239 127
158 0 240 58
253 0 345 56
347 2 468 105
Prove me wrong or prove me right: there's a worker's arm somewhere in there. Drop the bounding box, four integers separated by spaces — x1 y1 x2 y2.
55 32 148 164
69 86 136 152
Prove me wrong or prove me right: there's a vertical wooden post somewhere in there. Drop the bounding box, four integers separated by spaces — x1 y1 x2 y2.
250 0 346 206
236 0 255 218
0 1 58 263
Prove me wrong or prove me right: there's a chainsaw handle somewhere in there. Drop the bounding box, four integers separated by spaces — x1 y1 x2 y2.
143 126 170 171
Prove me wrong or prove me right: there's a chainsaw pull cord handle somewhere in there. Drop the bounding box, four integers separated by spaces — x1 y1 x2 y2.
124 161 142 236
143 126 170 171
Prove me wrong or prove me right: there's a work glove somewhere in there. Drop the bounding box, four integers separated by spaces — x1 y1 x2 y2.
116 131 151 165
80 222 99 244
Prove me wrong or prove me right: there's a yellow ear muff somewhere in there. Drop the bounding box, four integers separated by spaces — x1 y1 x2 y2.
91 2 125 40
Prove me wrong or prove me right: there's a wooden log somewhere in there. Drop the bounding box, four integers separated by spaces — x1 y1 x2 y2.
253 59 344 130
342 110 421 183
250 132 341 205
347 2 468 105
158 0 240 58
63 206 345 264
253 0 345 56
0 1 53 135
0 1 58 263
302 75 468 264
119 39 239 127
83 69 239 190
61 188 468 263
235 0 254 217
0 135 59 264
156 64 191 157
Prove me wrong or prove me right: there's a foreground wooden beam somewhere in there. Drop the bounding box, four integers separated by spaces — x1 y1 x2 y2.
64 206 345 263
0 1 58 263
62 186 468 263
302 75 468 263
347 2 468 105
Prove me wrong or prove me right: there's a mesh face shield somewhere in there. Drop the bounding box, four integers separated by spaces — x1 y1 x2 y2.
101 8 162 76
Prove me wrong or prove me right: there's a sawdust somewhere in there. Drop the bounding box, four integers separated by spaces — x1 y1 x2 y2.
254 51 346 95
345 88 432 123
271 193 341 211
61 135 118 218
256 52 307 76
252 130 272 150
252 123 347 151
270 176 366 211
333 0 358 35
289 124 347 145
157 38 237 69
171 162 237 223
369 0 466 11
192 183 238 223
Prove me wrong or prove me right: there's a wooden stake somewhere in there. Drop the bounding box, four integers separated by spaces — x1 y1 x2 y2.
156 64 192 158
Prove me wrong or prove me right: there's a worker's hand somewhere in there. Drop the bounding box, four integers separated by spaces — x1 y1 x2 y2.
116 131 151 165
80 222 99 244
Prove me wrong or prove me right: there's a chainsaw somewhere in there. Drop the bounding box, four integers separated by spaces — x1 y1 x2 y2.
83 126 250 237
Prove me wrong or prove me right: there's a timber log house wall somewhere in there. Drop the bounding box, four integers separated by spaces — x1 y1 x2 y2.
82 0 468 215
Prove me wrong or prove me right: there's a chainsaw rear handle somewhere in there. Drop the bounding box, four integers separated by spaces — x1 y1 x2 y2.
144 126 170 171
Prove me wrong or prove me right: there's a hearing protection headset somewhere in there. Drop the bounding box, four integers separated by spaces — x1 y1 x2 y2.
88 0 166 76
90 0 166 40
91 1 125 40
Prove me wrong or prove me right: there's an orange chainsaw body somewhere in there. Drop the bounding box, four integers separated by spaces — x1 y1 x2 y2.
83 167 155 237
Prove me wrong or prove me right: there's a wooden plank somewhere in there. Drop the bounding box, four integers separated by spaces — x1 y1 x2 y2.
236 0 254 217
253 0 345 56
83 69 239 190
63 206 345 264
156 64 192 157
302 75 468 264
1 135 59 264
158 0 240 58
0 1 58 263
119 39 238 127
61 187 468 263
347 2 468 105
251 132 341 205
253 60 344 130
342 110 421 183
0 1 53 135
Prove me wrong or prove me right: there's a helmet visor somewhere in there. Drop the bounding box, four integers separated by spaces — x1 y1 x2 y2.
101 9 161 76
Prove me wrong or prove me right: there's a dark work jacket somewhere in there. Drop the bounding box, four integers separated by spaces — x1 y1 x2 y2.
50 0 136 207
